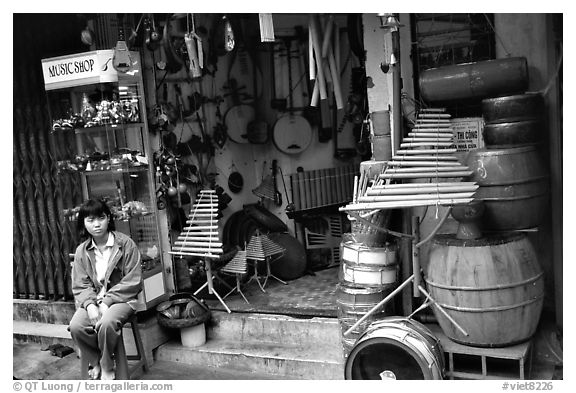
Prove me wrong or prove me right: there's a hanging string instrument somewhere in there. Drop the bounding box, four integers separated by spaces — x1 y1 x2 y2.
112 14 135 73
272 38 313 155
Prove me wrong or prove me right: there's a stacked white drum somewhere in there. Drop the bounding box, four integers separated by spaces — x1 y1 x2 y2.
336 235 398 356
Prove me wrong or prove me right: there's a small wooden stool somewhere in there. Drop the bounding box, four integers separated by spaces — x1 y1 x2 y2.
79 313 148 380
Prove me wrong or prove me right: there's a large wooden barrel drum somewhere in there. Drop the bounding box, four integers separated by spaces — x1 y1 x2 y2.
345 317 444 379
466 146 549 230
425 233 544 347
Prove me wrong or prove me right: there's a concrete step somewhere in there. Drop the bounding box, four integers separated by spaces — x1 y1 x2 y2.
155 339 345 379
207 311 342 348
13 320 74 348
13 299 76 325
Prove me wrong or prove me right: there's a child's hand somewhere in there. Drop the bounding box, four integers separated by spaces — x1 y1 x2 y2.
86 303 100 325
94 303 109 331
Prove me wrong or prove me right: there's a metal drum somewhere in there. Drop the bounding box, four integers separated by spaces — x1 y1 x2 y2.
341 241 397 266
336 283 395 356
466 146 549 230
340 262 398 287
345 317 444 380
340 241 398 287
419 57 528 102
482 93 544 124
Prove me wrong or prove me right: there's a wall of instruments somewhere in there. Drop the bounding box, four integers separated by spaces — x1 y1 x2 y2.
139 14 361 239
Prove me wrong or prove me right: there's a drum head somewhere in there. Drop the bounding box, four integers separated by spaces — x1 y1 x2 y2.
346 338 426 380
225 104 255 144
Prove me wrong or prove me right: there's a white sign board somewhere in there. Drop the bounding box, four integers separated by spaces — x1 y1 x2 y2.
450 117 485 152
42 50 139 90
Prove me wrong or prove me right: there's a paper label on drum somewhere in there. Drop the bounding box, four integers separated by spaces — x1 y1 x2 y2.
451 117 485 159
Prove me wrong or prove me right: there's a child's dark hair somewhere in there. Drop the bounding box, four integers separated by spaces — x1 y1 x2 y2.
76 199 115 238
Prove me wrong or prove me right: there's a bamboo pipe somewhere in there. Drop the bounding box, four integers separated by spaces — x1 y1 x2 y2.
402 138 453 143
339 198 474 211
343 274 416 337
418 113 451 118
412 216 421 297
366 186 478 196
309 15 327 100
311 78 320 107
175 237 220 242
400 142 455 148
179 225 217 230
386 161 460 167
327 45 344 109
384 166 470 173
309 27 315 80
353 175 358 203
396 148 457 154
379 171 473 179
334 20 341 73
415 118 451 123
407 133 455 138
180 227 218 236
345 212 412 239
358 192 475 202
170 247 223 253
371 181 477 189
321 15 334 57
392 155 458 161
174 241 223 247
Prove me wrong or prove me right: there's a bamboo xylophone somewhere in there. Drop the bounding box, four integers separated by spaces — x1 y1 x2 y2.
289 165 359 211
169 190 223 258
341 109 478 212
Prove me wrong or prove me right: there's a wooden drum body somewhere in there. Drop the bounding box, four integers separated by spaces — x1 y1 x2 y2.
466 146 549 230
340 242 398 287
345 317 444 380
425 233 544 347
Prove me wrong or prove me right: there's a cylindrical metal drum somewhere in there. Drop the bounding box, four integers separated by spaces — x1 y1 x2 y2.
340 241 398 288
345 317 444 380
419 57 528 102
466 146 549 230
425 233 545 347
336 283 395 356
483 120 543 148
482 93 544 124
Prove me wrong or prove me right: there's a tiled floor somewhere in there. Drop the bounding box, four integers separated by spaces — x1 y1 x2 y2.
202 266 340 318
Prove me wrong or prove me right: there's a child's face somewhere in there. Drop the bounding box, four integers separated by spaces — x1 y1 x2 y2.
84 214 110 238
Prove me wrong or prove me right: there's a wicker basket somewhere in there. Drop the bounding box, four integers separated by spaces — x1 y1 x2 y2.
156 293 211 329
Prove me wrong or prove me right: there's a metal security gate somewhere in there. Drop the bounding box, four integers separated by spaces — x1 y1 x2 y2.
13 14 86 300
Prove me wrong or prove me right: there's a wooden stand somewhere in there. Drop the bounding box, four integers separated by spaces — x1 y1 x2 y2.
428 324 532 380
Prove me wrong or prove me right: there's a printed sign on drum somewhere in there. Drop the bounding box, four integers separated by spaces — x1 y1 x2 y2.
450 117 485 153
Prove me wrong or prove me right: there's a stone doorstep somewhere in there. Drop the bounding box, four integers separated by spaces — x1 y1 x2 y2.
207 311 342 347
155 340 345 380
13 318 172 369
